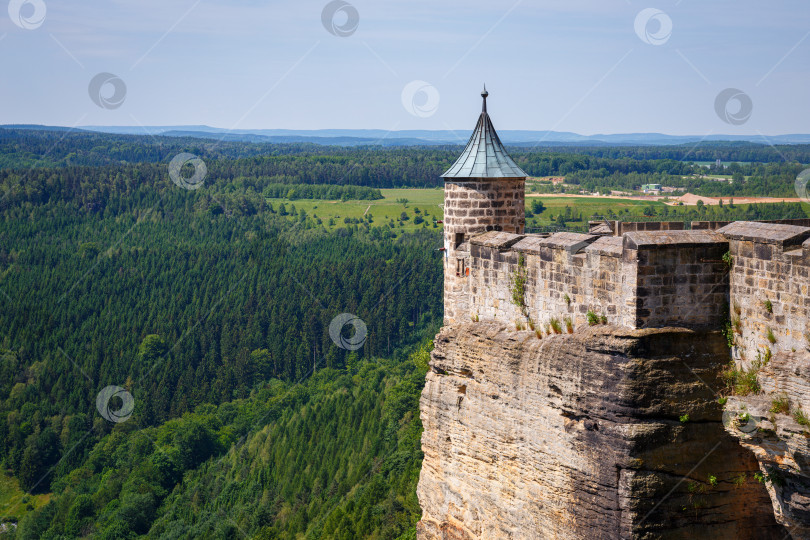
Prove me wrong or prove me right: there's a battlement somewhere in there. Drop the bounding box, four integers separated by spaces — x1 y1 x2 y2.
463 228 728 330
449 220 810 362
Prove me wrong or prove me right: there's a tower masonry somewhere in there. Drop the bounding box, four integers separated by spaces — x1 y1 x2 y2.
441 88 527 324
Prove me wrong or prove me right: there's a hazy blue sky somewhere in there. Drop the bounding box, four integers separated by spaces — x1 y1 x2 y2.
1 0 808 135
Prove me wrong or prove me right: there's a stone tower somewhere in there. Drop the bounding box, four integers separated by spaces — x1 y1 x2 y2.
441 88 527 324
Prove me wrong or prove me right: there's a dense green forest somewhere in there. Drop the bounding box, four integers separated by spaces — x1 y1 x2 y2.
2 128 808 196
11 345 431 539
0 131 444 538
527 140 810 163
3 128 809 169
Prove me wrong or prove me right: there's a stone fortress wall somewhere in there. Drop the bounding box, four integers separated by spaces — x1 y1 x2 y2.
447 219 810 365
721 221 810 373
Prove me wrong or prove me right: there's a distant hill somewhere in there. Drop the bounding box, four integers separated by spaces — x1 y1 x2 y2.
160 130 441 146
47 125 810 146
3 124 95 133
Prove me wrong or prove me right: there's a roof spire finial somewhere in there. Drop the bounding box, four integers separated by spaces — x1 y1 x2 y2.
481 84 488 113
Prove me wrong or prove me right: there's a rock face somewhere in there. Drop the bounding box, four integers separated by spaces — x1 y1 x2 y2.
417 323 785 539
723 350 810 536
718 221 810 536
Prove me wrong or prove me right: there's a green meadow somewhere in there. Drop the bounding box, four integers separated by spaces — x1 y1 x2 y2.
0 473 51 526
525 195 666 214
266 188 665 232
267 188 445 232
267 188 803 233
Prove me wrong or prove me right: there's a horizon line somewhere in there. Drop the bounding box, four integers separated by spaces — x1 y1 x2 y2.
4 124 810 140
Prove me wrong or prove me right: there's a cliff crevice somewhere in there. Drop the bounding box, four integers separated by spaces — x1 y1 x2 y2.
724 350 810 536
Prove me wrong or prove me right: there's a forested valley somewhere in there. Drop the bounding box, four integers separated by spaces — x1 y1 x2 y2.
0 129 442 538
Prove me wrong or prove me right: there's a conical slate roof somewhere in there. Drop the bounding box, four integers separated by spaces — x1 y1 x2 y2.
442 88 527 179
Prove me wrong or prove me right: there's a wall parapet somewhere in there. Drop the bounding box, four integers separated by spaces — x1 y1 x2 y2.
589 217 810 236
719 221 810 248
453 220 810 342
623 230 728 329
718 221 810 367
465 228 728 330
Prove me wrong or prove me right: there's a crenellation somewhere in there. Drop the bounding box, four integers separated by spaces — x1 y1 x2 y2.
448 205 810 339
456 228 732 330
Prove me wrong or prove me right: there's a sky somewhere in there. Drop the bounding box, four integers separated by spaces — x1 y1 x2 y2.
0 0 808 135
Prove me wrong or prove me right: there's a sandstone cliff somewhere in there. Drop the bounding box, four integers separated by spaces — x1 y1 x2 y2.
723 350 810 536
417 323 786 539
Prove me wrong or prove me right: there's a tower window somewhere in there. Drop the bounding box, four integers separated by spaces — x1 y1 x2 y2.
454 232 465 248
456 258 466 277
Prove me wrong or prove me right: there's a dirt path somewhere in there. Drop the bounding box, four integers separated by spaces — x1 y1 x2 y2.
670 193 802 206
526 192 803 206
526 193 660 202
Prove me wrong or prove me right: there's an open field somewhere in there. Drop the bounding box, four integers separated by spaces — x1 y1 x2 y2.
529 190 800 206
267 188 810 233
268 189 670 232
527 195 666 214
0 472 51 525
673 193 803 206
267 188 444 232
692 161 749 167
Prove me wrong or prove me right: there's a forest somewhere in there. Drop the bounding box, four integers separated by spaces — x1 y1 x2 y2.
9 346 431 539
1 127 809 538
0 130 443 537
2 128 809 196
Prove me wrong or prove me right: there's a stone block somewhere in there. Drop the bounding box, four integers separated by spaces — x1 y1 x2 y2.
719 221 810 248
